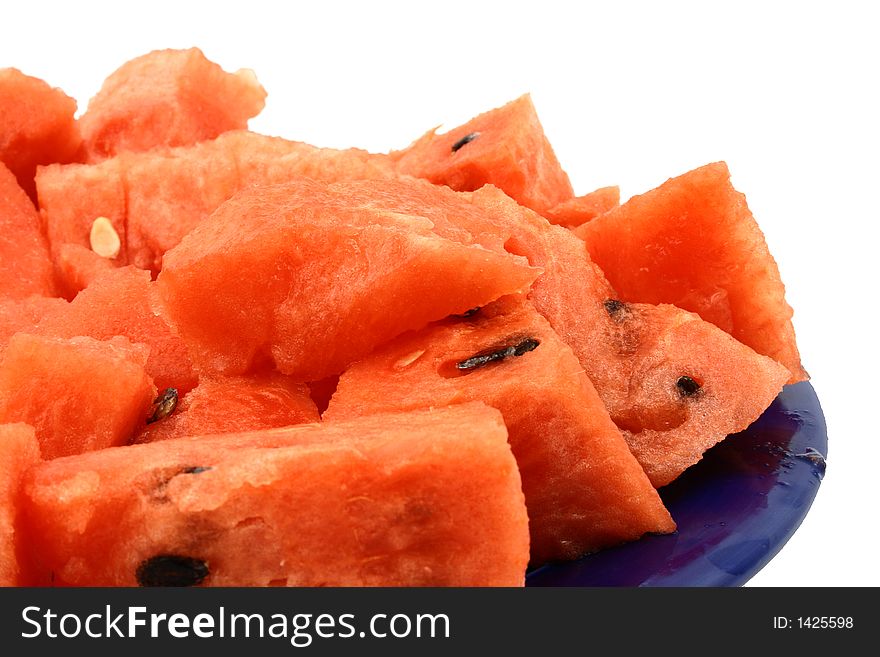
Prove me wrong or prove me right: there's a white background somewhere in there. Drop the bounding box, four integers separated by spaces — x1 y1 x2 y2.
3 1 877 586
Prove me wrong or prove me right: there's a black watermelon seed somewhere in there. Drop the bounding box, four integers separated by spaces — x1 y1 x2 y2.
604 299 629 319
136 555 209 587
451 132 480 153
456 307 481 318
457 337 540 371
513 338 540 356
181 466 211 475
147 388 179 424
676 375 702 398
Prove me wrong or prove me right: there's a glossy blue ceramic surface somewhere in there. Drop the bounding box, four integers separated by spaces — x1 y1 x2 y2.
526 382 826 587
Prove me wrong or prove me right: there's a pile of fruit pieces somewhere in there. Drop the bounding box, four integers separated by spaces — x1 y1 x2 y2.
0 48 805 587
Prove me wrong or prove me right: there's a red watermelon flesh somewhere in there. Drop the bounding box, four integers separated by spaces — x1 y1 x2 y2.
38 157 128 265
393 94 573 214
53 243 119 300
542 185 620 226
0 423 41 586
327 297 674 564
597 301 790 487
34 266 197 394
37 130 397 274
0 296 68 359
228 131 397 188
22 402 529 586
574 162 806 382
135 373 320 444
78 48 266 161
0 163 55 300
457 186 789 486
123 138 240 272
157 178 538 381
464 185 618 366
0 334 155 460
0 68 81 201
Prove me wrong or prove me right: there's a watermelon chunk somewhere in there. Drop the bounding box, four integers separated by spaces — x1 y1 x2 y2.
135 374 320 444
0 334 155 460
0 163 55 300
599 301 790 487
79 48 266 161
22 403 529 586
0 423 41 586
157 178 538 380
394 94 573 213
0 68 81 200
326 297 674 564
574 162 806 382
34 267 197 393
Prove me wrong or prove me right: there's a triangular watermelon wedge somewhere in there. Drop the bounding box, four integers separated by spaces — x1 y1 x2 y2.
326 296 675 563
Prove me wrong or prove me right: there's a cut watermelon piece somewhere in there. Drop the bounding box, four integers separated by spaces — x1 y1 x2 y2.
574 162 806 382
394 94 573 213
79 48 266 161
0 423 41 586
0 163 55 300
327 297 674 564
594 301 790 487
542 185 620 226
0 334 155 460
0 68 81 201
53 243 119 300
34 266 197 393
135 374 320 444
157 178 538 380
22 403 529 586
37 130 397 273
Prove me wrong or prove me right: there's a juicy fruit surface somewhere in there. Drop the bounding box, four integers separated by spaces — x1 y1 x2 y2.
38 130 398 273
35 267 197 393
22 403 529 586
79 48 266 161
327 297 675 563
0 163 55 300
0 423 41 586
0 296 68 358
575 162 806 382
394 94 573 213
0 50 809 587
463 187 790 487
53 243 118 300
136 374 320 443
157 178 538 380
598 302 790 487
0 68 81 200
541 185 620 226
0 334 155 460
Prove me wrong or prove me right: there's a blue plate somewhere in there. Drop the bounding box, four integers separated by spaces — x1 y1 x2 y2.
526 382 827 586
